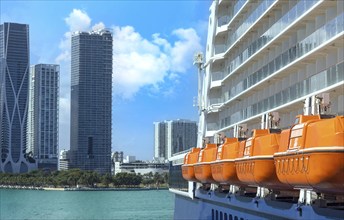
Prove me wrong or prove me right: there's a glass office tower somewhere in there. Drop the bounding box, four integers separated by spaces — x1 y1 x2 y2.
70 30 112 174
0 22 37 173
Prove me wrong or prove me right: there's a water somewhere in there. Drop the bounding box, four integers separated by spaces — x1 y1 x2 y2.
0 189 174 220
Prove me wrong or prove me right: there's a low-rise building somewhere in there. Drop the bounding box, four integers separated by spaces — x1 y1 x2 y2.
59 149 70 171
114 161 169 175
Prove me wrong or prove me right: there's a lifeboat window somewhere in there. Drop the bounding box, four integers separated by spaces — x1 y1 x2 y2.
294 117 299 124
216 210 218 220
212 209 214 220
220 211 223 220
290 128 303 139
224 213 227 220
228 214 233 220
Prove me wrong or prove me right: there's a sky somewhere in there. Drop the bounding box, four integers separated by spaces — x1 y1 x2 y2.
1 0 211 160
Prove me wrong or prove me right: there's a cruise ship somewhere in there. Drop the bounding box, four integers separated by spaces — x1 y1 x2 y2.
169 0 344 219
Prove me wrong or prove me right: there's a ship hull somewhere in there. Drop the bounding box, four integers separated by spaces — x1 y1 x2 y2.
173 189 344 220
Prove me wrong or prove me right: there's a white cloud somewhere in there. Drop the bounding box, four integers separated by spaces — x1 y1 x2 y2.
113 26 202 99
64 9 91 32
171 28 202 73
92 22 105 31
56 10 92 63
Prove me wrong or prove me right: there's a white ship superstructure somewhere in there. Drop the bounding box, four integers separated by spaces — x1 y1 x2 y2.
202 0 343 143
169 1 344 219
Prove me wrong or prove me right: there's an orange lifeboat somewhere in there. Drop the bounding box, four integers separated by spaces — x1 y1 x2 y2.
235 129 289 189
210 138 244 185
194 144 217 183
182 148 201 181
274 115 344 194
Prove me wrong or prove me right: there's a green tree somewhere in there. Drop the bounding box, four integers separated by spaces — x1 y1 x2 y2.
101 173 113 187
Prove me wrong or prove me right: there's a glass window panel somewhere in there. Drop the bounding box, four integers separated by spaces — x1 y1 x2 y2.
282 90 289 103
338 63 344 81
269 96 275 108
263 98 269 112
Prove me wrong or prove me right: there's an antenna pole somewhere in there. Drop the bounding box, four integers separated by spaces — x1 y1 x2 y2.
193 53 204 114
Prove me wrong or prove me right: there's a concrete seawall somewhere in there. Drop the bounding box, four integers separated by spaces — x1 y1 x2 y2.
0 185 168 191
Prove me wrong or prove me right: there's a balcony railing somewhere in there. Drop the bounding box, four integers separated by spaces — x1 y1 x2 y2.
224 0 319 79
212 71 224 81
214 44 226 54
220 61 344 129
217 15 230 27
222 12 344 104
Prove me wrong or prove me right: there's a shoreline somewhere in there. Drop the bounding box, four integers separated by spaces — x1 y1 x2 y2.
0 185 168 191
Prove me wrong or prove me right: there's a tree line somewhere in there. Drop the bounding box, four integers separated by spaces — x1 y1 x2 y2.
0 169 169 188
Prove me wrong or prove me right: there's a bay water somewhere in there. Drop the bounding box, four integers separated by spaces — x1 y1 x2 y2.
0 189 174 220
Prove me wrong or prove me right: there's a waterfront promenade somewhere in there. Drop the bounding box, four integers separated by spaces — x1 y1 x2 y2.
0 184 168 191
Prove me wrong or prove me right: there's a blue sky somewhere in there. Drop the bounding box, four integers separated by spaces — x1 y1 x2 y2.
1 0 211 160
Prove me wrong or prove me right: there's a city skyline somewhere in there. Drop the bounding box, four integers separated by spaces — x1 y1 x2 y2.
1 1 210 160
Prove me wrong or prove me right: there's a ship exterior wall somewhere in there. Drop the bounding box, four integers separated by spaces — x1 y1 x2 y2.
205 0 344 137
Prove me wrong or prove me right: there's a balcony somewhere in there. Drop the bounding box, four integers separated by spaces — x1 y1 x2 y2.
214 44 226 55
210 71 223 89
216 15 230 34
206 122 219 137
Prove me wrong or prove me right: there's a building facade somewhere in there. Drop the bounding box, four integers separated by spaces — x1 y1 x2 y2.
154 120 197 160
27 64 59 171
0 22 37 173
70 29 113 174
58 149 70 171
112 151 124 163
154 122 166 158
114 161 169 175
202 0 343 142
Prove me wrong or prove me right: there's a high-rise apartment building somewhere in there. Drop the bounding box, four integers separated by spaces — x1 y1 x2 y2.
70 30 113 174
27 64 59 171
0 22 37 173
154 122 166 158
154 119 197 160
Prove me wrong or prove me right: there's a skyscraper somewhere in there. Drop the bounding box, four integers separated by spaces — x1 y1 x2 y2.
70 29 112 174
154 119 197 160
0 22 37 173
154 122 166 158
27 64 59 170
